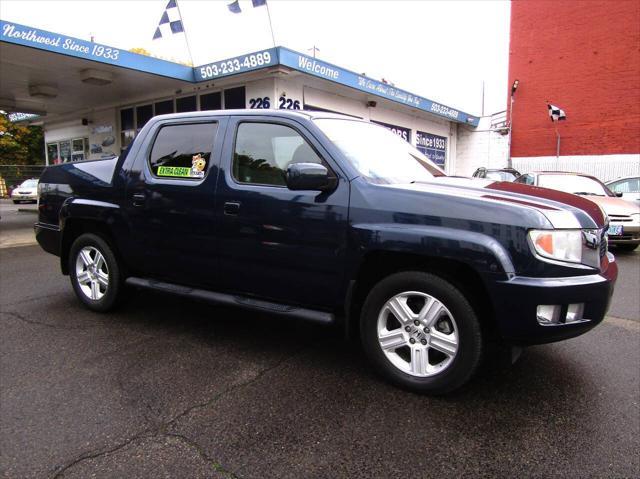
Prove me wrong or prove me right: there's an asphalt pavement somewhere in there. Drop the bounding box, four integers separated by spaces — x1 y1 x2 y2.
1 204 639 478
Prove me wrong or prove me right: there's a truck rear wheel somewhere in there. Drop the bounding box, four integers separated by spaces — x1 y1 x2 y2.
69 233 122 312
360 271 483 394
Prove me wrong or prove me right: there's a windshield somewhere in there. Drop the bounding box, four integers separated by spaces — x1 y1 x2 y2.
538 174 613 196
486 171 518 181
20 180 38 188
314 118 444 184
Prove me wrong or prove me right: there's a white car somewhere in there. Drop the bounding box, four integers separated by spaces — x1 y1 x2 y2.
606 176 640 203
11 179 38 204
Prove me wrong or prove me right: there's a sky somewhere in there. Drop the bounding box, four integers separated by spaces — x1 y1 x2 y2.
1 0 511 116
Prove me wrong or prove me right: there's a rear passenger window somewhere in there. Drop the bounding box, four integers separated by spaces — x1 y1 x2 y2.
149 123 217 179
233 122 323 187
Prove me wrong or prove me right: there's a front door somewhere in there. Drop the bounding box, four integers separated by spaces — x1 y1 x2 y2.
215 116 350 310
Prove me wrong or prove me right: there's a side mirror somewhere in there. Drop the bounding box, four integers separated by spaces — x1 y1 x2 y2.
615 192 623 197
285 163 335 191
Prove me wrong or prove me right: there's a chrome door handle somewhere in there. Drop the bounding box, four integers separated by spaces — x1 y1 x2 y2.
132 193 146 206
224 201 240 215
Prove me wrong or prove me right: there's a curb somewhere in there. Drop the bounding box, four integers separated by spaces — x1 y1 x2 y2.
17 208 38 214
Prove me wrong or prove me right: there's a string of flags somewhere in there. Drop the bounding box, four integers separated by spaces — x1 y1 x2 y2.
152 0 184 40
548 103 566 122
228 0 267 14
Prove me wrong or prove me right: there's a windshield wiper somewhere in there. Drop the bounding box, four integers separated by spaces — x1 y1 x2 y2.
573 191 603 196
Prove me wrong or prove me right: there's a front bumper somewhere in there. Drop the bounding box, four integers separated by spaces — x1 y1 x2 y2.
12 193 37 201
608 225 640 245
487 255 618 345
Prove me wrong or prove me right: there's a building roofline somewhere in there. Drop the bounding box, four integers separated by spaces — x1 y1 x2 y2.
0 19 479 127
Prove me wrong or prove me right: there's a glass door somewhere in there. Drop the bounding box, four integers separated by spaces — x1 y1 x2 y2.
47 143 60 165
59 140 72 163
71 139 85 162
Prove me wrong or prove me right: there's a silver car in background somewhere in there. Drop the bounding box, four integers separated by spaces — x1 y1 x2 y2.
515 171 640 252
10 179 38 204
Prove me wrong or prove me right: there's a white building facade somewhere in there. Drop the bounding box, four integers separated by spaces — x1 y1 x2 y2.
1 20 481 175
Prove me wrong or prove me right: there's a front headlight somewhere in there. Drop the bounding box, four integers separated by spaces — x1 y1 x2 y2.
529 230 583 264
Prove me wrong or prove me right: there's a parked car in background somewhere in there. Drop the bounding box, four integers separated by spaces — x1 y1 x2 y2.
606 176 640 203
472 167 521 182
516 172 640 251
10 179 38 204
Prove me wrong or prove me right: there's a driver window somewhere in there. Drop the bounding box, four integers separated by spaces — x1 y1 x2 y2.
233 122 323 187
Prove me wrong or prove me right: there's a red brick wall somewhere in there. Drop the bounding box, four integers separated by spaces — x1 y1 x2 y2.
508 0 640 157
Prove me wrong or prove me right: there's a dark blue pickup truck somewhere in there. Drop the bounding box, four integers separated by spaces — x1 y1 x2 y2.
35 110 617 394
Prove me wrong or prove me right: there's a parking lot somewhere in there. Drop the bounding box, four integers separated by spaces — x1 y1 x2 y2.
1 203 639 478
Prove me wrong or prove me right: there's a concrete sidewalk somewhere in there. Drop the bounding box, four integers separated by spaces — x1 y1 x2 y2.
0 199 38 248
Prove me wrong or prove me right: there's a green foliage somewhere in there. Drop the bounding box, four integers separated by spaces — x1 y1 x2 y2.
0 112 45 165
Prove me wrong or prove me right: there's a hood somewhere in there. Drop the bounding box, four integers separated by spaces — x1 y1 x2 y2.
581 195 640 217
391 177 607 229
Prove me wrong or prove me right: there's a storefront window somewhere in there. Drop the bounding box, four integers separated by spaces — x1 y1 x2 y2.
59 140 72 163
155 99 174 116
120 108 134 130
136 104 153 131
120 108 135 149
71 138 87 162
47 143 60 164
200 92 221 111
176 95 197 113
224 86 246 109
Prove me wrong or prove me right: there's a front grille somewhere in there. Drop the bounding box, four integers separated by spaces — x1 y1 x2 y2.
600 228 608 257
609 214 632 223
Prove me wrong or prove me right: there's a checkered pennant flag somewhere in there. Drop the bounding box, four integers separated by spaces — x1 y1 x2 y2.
548 103 566 122
153 0 184 40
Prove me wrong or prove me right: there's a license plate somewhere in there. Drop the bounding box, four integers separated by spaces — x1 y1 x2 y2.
608 225 623 236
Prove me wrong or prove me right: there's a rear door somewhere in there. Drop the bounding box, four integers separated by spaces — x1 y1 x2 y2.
215 115 350 310
123 117 227 288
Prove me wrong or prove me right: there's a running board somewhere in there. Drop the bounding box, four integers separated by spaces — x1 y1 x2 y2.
125 277 335 325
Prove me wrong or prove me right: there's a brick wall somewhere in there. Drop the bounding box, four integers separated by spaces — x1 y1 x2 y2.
508 0 640 158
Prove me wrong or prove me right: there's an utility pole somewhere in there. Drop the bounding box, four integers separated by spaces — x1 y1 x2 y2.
307 45 320 58
508 79 519 169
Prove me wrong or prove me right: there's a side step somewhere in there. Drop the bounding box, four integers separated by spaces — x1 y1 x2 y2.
125 277 335 326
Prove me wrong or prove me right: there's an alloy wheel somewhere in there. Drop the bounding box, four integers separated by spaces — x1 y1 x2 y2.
377 291 459 377
75 246 109 301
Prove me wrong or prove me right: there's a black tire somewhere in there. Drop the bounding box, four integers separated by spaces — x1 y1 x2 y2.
68 233 122 312
12 200 20 204
360 271 483 394
613 243 638 252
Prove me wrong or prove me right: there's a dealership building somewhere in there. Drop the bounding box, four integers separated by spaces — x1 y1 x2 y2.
0 20 483 175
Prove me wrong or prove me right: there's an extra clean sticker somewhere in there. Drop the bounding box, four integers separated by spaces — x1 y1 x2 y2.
157 166 192 178
157 154 207 179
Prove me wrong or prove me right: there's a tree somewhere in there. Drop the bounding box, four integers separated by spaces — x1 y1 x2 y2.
0 112 44 165
129 47 152 56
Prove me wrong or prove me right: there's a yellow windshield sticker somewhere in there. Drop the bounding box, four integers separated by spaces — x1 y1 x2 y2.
191 154 206 178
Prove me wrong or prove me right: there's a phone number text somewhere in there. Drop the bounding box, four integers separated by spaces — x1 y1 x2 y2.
198 52 273 80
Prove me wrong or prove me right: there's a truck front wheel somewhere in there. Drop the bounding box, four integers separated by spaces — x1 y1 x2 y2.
69 233 122 312
360 271 483 394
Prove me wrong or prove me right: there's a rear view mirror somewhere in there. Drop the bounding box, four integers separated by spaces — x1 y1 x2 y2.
285 163 335 191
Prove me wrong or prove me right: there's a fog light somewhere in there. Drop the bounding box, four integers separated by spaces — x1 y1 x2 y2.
566 303 585 323
537 305 561 325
